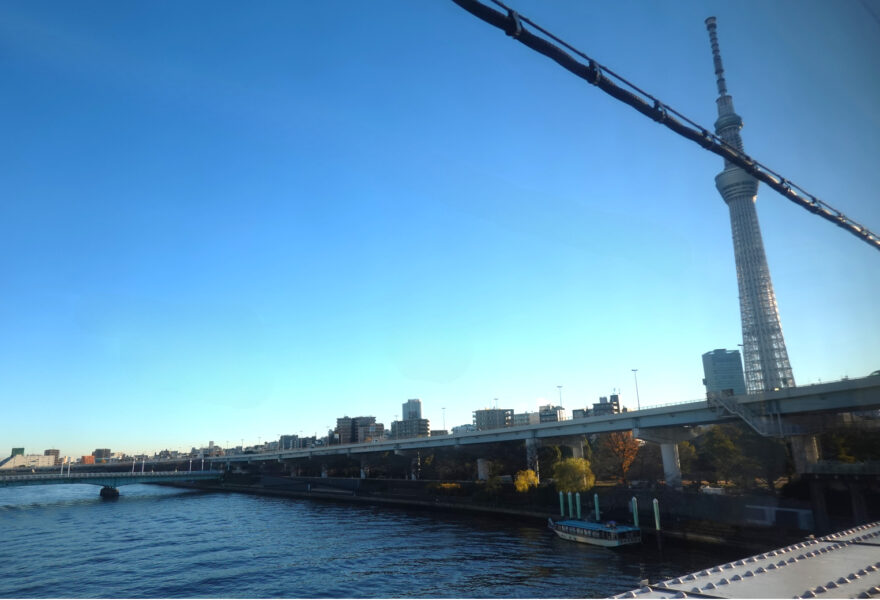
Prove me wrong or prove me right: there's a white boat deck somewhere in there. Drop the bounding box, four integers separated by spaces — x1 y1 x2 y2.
613 521 880 599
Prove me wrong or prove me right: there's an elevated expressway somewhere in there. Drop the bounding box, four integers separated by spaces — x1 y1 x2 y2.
209 375 880 482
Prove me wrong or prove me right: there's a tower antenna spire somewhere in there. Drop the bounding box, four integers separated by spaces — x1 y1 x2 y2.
704 17 727 96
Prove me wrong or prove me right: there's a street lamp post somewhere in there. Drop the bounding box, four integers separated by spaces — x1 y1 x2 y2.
557 385 563 405
442 407 446 431
632 369 641 411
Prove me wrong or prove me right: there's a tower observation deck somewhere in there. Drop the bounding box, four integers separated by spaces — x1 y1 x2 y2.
705 17 794 394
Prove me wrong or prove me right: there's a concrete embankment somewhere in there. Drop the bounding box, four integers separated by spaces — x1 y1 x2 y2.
163 476 812 552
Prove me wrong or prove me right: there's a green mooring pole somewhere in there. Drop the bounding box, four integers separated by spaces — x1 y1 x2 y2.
631 496 639 528
567 492 573 517
576 492 581 519
559 492 565 517
594 493 600 521
653 498 661 531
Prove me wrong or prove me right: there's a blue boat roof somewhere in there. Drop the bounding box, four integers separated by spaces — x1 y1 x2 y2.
556 519 640 533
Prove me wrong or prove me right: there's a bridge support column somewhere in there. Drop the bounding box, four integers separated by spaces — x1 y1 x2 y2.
850 483 868 525
360 456 368 479
411 453 420 480
99 486 119 499
790 435 819 474
633 426 697 490
525 437 540 481
566 439 584 460
321 464 329 478
809 479 830 534
660 443 682 490
477 458 490 481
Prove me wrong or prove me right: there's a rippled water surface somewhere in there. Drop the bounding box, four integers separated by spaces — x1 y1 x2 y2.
0 484 747 598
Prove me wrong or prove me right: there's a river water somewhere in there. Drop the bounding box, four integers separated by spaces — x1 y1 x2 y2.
0 484 748 598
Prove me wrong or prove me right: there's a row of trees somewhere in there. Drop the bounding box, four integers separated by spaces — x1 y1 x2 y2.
277 423 876 493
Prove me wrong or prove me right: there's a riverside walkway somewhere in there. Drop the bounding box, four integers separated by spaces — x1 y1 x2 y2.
615 521 880 599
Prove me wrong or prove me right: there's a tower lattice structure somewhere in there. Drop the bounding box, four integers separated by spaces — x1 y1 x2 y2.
705 17 794 394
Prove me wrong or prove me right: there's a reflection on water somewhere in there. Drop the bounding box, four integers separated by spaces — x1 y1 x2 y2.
0 484 747 598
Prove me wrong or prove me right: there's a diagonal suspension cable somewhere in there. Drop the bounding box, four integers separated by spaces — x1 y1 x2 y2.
451 0 880 253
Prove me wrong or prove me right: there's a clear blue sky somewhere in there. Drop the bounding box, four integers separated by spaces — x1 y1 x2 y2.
2 0 878 458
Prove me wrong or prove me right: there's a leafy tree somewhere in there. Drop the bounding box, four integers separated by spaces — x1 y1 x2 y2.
677 441 697 477
737 429 791 490
537 444 562 477
552 457 596 493
514 469 539 492
696 425 740 484
599 432 640 483
627 441 662 482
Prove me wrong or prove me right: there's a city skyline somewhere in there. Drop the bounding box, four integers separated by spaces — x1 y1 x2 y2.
2 0 878 458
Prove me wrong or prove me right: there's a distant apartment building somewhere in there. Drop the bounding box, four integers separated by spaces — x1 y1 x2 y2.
336 416 383 444
592 394 621 417
0 453 55 470
358 422 385 442
81 455 96 465
513 412 540 426
11 448 24 457
44 449 61 465
572 408 589 419
452 424 477 434
402 399 422 420
335 417 353 444
538 404 566 423
473 408 513 430
430 429 449 437
390 418 429 439
390 399 430 440
702 349 747 395
93 449 112 462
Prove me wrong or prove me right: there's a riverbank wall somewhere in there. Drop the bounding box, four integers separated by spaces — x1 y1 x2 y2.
165 474 814 552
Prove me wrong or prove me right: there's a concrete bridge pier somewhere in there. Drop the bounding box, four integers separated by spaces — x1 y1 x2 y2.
849 482 869 525
525 437 540 481
411 453 421 480
566 439 584 459
359 456 369 479
633 426 701 490
477 458 490 481
790 435 820 474
321 464 329 478
99 486 119 499
659 443 682 489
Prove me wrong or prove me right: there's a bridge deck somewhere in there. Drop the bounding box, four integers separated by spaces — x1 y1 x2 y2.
615 521 880 599
0 471 222 487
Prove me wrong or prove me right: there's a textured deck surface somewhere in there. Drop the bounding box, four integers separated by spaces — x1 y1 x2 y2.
614 521 880 599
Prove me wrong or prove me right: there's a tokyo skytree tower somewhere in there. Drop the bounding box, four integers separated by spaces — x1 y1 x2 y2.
705 17 794 394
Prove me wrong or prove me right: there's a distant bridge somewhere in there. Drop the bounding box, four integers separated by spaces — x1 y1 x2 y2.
0 470 222 492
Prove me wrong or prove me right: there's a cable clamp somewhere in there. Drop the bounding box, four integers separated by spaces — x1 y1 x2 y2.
588 60 602 85
505 9 522 38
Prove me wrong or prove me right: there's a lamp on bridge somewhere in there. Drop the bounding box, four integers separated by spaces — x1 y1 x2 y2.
632 369 641 411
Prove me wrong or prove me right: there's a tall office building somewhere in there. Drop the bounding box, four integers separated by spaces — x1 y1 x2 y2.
705 17 795 394
402 399 422 421
702 349 747 395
